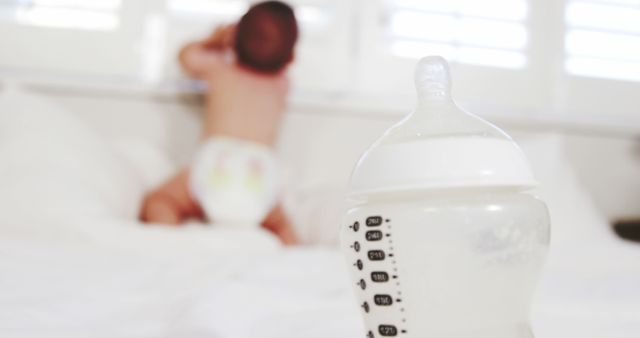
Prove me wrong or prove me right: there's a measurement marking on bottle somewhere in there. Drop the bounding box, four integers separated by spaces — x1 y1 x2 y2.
356 217 406 337
387 217 407 331
368 250 385 261
374 294 394 306
378 325 398 336
367 216 383 227
366 230 383 241
371 271 389 282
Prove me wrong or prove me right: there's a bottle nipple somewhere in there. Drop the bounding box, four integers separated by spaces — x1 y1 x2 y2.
414 56 452 103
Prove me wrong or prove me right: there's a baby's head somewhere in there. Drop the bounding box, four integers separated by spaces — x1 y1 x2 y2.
234 1 298 74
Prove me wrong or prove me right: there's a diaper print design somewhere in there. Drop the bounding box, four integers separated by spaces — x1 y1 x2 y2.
245 158 265 192
208 151 232 188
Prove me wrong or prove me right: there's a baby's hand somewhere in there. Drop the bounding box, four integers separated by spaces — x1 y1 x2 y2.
203 24 236 50
178 25 233 79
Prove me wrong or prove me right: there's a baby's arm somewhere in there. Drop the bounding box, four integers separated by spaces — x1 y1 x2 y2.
178 25 234 78
139 169 203 225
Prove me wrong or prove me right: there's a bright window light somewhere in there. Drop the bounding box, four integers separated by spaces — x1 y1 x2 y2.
567 57 640 83
565 0 640 82
168 0 248 18
0 0 121 30
566 30 640 62
392 0 527 20
167 0 331 37
386 0 529 69
29 0 121 11
391 40 526 68
297 5 331 34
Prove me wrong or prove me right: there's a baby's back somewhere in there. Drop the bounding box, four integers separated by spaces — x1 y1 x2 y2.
203 63 290 145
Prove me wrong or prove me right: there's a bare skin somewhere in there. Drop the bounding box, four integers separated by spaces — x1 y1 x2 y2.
139 25 297 245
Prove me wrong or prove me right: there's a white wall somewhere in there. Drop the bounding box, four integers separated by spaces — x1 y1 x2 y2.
564 135 640 221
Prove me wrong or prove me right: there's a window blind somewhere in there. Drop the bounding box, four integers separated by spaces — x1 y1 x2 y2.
0 0 121 30
386 0 528 69
565 0 640 82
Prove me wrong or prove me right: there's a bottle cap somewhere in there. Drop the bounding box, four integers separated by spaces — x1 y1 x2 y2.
349 56 536 196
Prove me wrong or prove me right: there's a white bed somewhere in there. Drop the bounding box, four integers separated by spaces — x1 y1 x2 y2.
0 87 638 338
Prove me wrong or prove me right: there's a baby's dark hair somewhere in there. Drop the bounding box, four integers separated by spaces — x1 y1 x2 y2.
234 1 298 73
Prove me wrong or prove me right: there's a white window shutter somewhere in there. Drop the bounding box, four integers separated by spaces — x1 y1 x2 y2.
561 0 640 118
565 0 640 82
354 0 545 116
164 0 353 92
0 1 151 80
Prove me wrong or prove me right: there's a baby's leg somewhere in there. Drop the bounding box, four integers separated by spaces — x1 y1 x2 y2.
262 204 298 245
140 167 298 245
140 169 203 224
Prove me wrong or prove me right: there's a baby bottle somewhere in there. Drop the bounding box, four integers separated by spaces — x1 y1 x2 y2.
341 56 550 338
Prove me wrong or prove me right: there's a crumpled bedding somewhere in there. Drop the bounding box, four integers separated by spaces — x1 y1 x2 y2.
0 235 363 338
2 230 639 338
0 88 363 338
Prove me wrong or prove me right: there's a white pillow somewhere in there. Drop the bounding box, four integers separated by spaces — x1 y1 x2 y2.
0 88 280 253
0 89 145 239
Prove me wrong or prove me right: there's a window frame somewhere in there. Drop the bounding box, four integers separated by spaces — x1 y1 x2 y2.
351 0 639 119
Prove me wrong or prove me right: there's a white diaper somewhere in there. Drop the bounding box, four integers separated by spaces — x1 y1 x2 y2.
189 137 278 226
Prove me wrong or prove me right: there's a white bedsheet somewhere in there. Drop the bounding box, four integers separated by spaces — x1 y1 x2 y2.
0 233 363 338
2 228 639 338
1 89 639 338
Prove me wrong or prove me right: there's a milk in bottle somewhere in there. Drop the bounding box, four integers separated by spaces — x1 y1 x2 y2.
340 56 550 338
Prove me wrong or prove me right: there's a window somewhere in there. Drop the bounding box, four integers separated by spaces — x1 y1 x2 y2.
386 0 528 69
356 0 640 118
0 0 637 119
168 0 247 20
0 0 121 30
165 0 352 91
167 0 332 37
354 0 542 113
565 0 640 82
0 0 140 79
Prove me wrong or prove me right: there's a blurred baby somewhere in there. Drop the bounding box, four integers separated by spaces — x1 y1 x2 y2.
139 1 298 245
